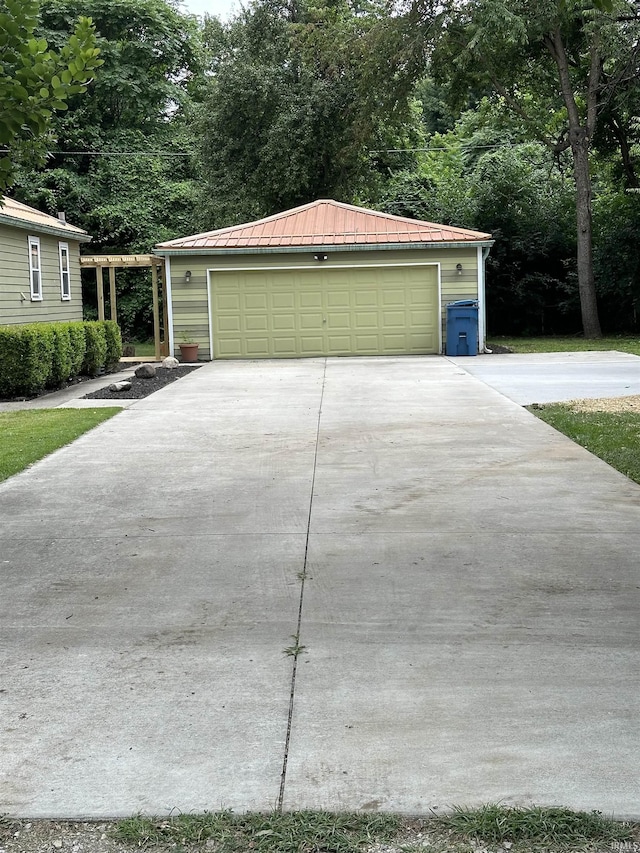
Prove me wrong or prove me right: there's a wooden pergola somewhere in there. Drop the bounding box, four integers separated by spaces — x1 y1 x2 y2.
79 254 168 361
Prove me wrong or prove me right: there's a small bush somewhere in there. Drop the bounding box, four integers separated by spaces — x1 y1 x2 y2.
0 324 54 396
103 320 123 367
67 322 87 375
82 321 108 376
49 324 73 387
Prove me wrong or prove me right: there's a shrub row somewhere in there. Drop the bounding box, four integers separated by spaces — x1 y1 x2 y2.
0 321 122 397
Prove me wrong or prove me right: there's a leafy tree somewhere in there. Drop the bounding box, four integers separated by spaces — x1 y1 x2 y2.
0 0 101 191
437 0 640 337
379 0 640 337
195 0 424 227
13 0 203 338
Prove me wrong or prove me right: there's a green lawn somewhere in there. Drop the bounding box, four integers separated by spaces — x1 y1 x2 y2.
530 404 640 484
113 806 634 853
122 340 155 356
0 408 121 483
488 335 640 355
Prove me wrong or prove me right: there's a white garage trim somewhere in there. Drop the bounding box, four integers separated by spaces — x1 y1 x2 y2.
206 261 442 359
477 246 485 353
165 258 175 356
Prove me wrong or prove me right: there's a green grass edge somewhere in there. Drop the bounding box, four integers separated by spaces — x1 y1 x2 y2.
0 407 122 483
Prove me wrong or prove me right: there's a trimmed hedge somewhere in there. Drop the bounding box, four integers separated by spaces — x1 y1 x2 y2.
82 321 108 376
103 320 122 368
0 321 123 398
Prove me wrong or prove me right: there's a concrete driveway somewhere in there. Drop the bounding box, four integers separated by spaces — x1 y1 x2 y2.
1 357 639 818
450 349 640 404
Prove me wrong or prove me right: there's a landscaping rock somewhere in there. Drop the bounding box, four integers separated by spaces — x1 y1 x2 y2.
108 381 132 392
134 363 157 378
162 356 180 369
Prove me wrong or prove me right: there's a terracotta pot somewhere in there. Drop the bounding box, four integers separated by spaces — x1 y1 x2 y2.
179 342 199 363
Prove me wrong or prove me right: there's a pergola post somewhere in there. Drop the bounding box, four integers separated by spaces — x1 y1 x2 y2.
96 267 105 321
109 267 117 322
151 262 161 361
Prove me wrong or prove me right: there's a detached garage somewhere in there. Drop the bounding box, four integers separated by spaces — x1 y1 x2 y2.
155 200 493 360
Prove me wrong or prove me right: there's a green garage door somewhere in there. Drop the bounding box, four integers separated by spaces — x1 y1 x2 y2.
210 265 439 359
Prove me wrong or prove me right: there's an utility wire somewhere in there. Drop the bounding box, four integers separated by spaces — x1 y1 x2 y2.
0 142 533 158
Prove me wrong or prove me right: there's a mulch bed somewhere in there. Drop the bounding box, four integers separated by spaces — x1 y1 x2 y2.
83 365 202 400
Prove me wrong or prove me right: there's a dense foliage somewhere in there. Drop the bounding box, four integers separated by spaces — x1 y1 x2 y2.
8 0 640 338
0 0 101 191
0 320 121 396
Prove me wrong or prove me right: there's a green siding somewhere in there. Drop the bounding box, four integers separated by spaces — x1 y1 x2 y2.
168 246 482 359
0 225 83 325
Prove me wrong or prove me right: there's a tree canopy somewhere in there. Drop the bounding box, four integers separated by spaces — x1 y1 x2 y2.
0 0 101 191
8 0 640 340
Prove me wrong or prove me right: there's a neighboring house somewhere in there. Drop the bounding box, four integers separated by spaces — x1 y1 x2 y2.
155 199 493 360
0 197 91 326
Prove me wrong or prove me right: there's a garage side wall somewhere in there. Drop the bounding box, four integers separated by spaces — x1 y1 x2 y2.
167 246 480 359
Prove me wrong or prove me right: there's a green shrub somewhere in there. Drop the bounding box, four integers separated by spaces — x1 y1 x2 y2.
82 321 107 375
0 324 54 396
0 321 120 397
49 324 73 387
67 322 86 375
103 320 123 367
0 327 23 396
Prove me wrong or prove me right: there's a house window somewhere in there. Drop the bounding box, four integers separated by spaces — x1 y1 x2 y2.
28 236 42 301
59 242 71 300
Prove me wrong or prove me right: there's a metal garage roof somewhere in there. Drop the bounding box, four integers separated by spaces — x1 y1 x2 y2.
156 199 492 250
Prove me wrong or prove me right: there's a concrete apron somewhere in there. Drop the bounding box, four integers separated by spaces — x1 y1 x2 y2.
0 357 638 819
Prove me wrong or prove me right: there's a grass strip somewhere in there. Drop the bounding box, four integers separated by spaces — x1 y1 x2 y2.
488 335 640 355
437 804 633 848
0 407 121 482
114 811 402 852
530 404 640 484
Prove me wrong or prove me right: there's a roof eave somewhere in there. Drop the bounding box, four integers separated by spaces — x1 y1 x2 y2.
0 214 91 242
155 239 494 256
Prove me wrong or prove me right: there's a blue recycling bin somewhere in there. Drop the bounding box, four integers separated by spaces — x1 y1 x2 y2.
446 300 479 356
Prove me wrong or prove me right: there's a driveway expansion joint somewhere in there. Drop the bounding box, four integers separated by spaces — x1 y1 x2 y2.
277 358 327 810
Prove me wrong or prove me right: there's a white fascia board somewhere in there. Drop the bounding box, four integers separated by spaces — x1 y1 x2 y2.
154 240 495 257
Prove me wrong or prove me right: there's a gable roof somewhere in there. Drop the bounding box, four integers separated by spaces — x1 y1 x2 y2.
0 197 91 242
156 199 492 252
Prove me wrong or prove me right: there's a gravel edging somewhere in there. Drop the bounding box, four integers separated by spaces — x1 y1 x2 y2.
83 365 203 400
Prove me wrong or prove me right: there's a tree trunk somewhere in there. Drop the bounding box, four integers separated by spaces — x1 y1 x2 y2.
546 28 602 339
571 129 602 338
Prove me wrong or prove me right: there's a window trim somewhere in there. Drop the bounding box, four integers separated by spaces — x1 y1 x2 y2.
59 242 71 300
28 236 43 301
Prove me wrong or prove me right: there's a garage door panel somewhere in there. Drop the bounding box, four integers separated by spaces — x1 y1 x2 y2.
218 316 241 332
218 338 243 357
327 335 351 350
273 315 296 330
327 291 350 308
211 265 439 358
245 315 269 331
354 312 378 329
300 292 322 309
327 312 350 329
300 336 324 353
382 310 405 326
355 291 378 307
272 293 295 309
217 294 241 311
244 294 268 310
273 337 297 355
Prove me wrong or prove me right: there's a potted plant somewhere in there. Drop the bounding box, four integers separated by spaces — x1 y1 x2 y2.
178 334 199 363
